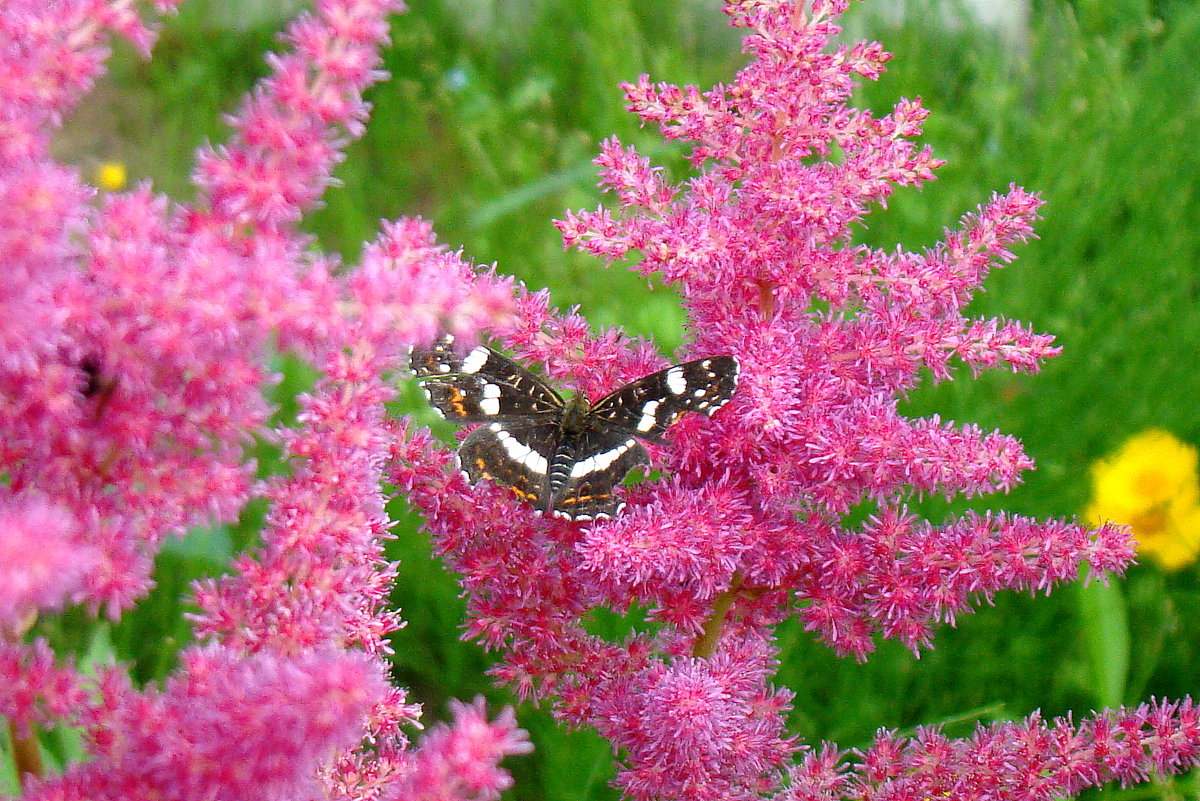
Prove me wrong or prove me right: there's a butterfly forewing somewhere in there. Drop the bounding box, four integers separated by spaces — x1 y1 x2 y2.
589 356 739 440
411 336 563 423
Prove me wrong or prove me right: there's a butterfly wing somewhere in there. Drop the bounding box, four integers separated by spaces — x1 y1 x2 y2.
548 428 650 520
589 356 739 441
412 335 563 423
456 421 561 511
415 338 738 520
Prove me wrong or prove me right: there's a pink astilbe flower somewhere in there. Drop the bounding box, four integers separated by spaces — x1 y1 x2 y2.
0 495 98 632
0 1 180 163
0 639 90 738
193 0 398 231
382 699 533 801
189 220 513 663
2 0 526 797
834 699 1200 801
20 647 388 801
3 0 1193 799
594 634 796 801
390 1 1155 799
179 215 513 792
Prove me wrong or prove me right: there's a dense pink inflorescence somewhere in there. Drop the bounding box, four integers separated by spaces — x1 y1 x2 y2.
381 699 533 801
1 0 527 798
20 647 389 801
3 0 1194 800
0 0 196 618
0 495 98 633
0 639 90 739
845 699 1200 800
389 1 1148 799
770 700 1200 801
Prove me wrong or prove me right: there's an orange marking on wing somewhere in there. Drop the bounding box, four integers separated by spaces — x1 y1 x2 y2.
448 387 467 415
560 493 610 506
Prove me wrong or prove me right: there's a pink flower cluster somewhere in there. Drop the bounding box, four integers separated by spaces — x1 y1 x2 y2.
1 0 524 798
22 647 389 801
2 0 1196 800
391 1 1186 800
782 698 1200 801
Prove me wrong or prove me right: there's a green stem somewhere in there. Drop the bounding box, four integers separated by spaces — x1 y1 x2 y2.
9 718 43 780
693 574 743 658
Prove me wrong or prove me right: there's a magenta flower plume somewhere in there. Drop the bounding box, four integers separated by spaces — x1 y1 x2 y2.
0 495 98 633
3 0 1194 798
20 647 387 801
0 639 89 739
0 1 188 618
383 699 533 801
770 700 1200 801
193 0 399 231
389 1 1157 799
2 0 527 797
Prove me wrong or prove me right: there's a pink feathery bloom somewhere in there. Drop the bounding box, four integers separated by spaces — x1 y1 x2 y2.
193 0 403 232
21 647 388 801
771 699 1200 801
189 220 513 662
0 0 493 622
837 699 1200 800
0 639 90 738
592 634 796 801
3 0 1191 798
2 0 524 797
382 699 533 801
0 495 99 633
389 1 1153 799
0 1 182 163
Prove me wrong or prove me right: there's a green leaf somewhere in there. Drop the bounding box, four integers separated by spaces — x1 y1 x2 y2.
1077 577 1131 708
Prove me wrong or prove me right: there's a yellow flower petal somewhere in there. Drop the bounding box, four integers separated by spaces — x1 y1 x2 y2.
95 161 127 192
1086 429 1200 570
1089 429 1198 516
1132 503 1200 571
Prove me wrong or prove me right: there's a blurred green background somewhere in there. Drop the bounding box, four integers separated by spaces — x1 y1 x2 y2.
30 0 1200 798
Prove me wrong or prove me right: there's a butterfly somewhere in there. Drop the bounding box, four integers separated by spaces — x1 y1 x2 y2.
411 335 739 520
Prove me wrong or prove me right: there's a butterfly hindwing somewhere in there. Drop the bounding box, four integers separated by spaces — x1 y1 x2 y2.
456 421 561 510
412 336 563 423
548 428 650 520
589 356 739 440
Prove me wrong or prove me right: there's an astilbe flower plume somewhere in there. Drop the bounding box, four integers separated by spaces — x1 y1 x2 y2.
1 0 528 798
388 1 1196 800
3 0 1198 800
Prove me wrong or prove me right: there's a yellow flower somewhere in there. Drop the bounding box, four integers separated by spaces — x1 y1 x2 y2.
1084 429 1200 570
1133 504 1200 571
95 161 127 192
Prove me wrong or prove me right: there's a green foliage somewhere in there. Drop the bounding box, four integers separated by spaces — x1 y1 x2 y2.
46 0 1200 798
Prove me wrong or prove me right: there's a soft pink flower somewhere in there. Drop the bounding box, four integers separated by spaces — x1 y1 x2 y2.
835 700 1200 801
0 639 90 738
3 0 1192 799
193 0 404 231
0 495 98 632
392 1 1147 798
2 0 524 798
594 635 795 801
22 647 388 801
382 699 533 801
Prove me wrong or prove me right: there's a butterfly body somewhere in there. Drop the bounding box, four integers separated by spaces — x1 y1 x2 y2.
412 335 738 520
